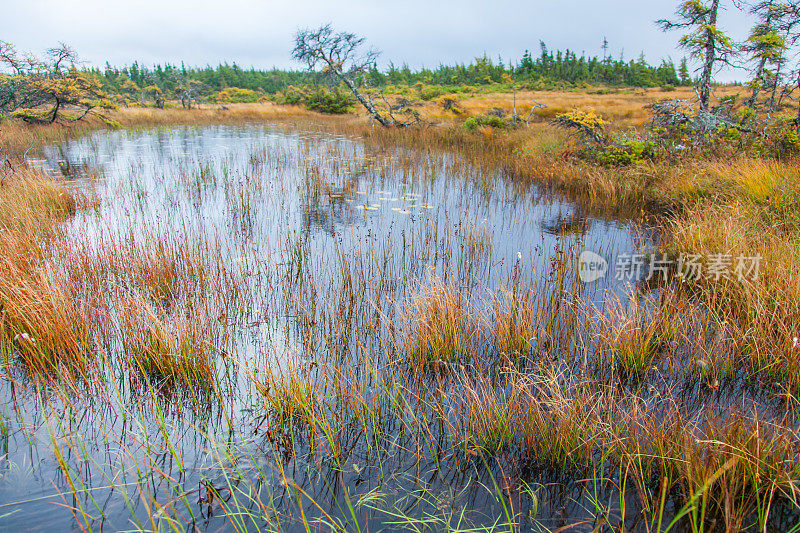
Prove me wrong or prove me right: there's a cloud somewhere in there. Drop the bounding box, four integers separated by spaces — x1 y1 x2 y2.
2 0 755 80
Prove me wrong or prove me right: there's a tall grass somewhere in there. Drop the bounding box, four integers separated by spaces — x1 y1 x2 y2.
403 275 477 369
0 172 92 376
488 286 539 365
669 159 800 391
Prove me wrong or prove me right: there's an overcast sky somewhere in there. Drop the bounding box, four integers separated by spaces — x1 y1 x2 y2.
2 0 756 80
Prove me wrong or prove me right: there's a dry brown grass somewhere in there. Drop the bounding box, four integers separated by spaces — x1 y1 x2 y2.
662 159 800 388
0 170 77 233
108 102 315 128
381 85 744 128
0 171 92 375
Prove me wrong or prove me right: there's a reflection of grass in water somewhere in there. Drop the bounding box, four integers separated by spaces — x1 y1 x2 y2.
466 222 493 257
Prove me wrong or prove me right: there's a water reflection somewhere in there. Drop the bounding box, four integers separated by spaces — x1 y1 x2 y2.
0 125 662 531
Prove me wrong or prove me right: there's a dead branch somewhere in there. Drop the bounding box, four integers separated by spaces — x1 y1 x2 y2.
525 102 547 127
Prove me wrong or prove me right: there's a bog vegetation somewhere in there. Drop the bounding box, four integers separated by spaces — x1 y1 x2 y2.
2 1 800 532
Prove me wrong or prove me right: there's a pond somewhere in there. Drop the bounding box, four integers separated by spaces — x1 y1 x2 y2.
0 125 660 531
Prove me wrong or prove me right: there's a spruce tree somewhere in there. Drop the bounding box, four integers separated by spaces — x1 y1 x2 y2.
658 0 735 111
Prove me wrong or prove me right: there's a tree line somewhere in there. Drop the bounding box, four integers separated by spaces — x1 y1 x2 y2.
91 44 684 99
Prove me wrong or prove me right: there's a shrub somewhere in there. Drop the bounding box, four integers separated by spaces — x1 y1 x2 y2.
464 116 508 131
417 84 449 101
277 85 306 106
551 109 608 144
464 117 479 131
771 128 800 160
594 139 656 166
303 87 354 114
215 87 261 104
276 85 355 114
437 96 461 114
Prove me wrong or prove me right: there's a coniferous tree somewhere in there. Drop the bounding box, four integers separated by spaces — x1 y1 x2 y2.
743 1 794 108
678 57 692 85
658 0 735 111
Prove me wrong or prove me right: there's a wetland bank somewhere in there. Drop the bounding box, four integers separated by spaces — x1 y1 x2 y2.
0 118 797 533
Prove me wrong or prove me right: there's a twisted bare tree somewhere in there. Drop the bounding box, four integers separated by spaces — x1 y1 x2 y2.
292 24 395 126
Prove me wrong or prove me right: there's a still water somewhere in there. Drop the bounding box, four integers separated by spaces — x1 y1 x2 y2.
0 125 656 531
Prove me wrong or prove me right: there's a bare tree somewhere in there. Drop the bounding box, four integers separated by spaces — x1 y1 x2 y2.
658 0 735 111
47 43 79 75
292 24 394 126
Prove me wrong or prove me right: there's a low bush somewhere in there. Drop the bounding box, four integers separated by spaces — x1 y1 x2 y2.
594 139 657 166
769 127 800 160
276 85 355 114
464 116 508 131
417 84 450 101
215 87 261 104
303 87 355 114
277 85 306 106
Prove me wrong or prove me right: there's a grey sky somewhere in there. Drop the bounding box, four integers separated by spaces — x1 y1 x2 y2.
3 1 756 80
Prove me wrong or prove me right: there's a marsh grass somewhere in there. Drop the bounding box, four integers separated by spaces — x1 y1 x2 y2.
1 108 800 531
0 172 94 377
595 294 680 380
0 259 92 375
668 158 800 392
403 275 477 370
465 221 493 261
519 375 603 471
488 286 540 365
0 173 77 228
257 363 320 426
119 300 216 392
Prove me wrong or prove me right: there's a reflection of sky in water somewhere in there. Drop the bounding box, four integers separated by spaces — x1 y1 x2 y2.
41 124 655 312
35 125 662 378
0 125 662 532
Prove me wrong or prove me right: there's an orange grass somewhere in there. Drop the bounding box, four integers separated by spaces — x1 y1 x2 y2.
0 171 92 375
402 275 477 369
0 96 799 529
